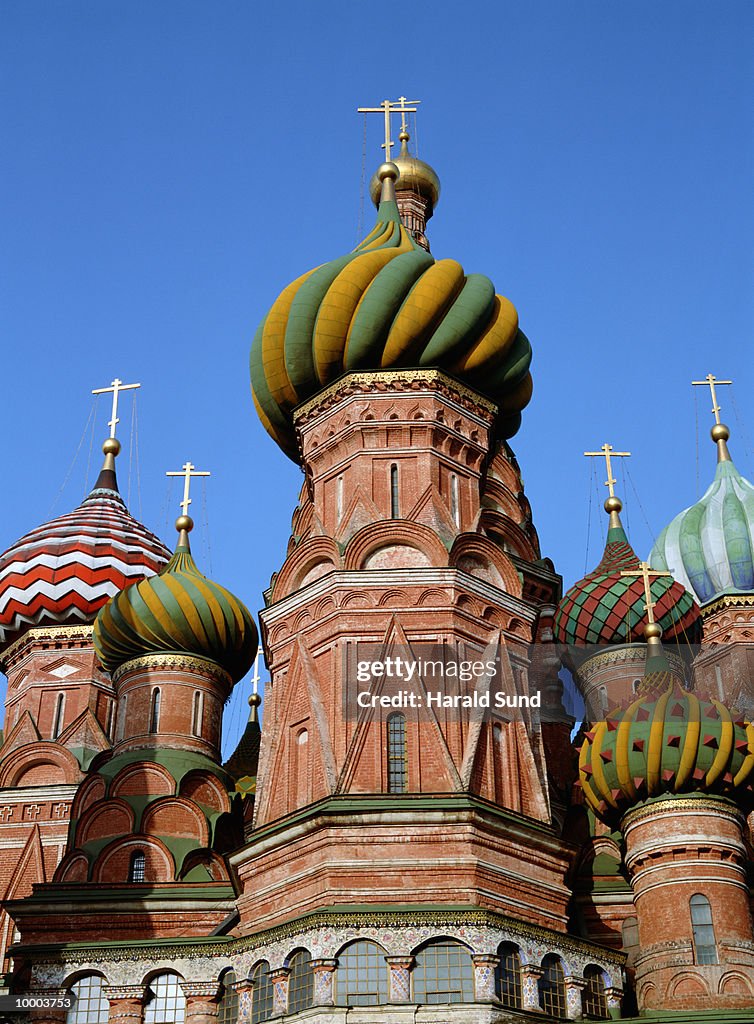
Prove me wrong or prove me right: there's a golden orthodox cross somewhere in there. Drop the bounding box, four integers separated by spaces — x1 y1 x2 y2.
620 562 669 624
357 97 420 161
583 443 631 498
166 461 210 517
92 378 141 439
692 373 732 424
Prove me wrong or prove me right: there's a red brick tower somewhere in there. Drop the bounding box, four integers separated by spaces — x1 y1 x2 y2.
0 431 169 978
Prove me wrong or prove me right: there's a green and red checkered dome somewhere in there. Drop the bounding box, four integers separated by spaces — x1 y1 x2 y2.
554 520 702 648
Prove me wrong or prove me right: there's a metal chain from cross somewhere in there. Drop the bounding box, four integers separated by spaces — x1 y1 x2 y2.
584 443 631 498
691 373 733 425
620 562 671 625
92 378 141 440
357 96 420 162
166 461 210 518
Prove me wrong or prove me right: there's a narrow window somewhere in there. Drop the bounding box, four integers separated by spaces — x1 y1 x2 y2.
390 464 399 518
582 965 609 1019
336 474 344 520
714 665 725 701
495 943 522 1009
622 916 639 949
128 849 146 883
250 962 273 1024
117 694 128 742
287 950 314 1013
450 473 460 526
105 699 115 740
690 894 718 964
538 955 566 1016
150 689 161 734
387 713 407 793
598 686 608 713
217 971 237 1024
52 692 65 739
191 691 203 737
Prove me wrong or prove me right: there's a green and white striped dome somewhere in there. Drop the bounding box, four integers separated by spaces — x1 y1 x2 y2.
650 443 754 606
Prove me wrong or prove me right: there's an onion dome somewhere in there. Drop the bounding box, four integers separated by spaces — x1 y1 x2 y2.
649 423 754 606
555 496 701 649
0 439 170 654
250 161 533 461
579 643 754 822
94 513 257 684
224 692 262 796
369 129 441 215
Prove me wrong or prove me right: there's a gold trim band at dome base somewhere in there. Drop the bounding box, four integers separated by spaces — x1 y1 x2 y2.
621 795 743 828
112 652 232 687
574 644 685 683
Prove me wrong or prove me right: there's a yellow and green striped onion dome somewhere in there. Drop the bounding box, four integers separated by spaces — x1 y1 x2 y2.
250 181 532 460
93 541 257 684
649 458 754 606
579 680 754 821
554 520 702 650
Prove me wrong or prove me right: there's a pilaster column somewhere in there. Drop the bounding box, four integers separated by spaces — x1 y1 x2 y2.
231 979 252 1024
311 958 337 1006
471 954 499 1002
269 968 290 1016
179 982 220 1024
386 956 414 1003
520 965 544 1012
103 985 145 1024
605 986 623 1020
28 988 68 1024
564 976 587 1020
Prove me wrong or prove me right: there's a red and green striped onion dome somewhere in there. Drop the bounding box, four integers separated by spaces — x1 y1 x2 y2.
579 667 754 823
0 459 170 655
250 163 533 461
554 516 702 651
93 530 257 684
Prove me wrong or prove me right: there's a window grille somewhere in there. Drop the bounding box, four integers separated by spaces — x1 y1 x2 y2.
287 950 313 1013
690 894 718 964
390 464 399 518
128 849 146 883
191 691 203 737
144 974 185 1024
495 943 522 1009
538 955 566 1017
413 941 474 1004
335 940 388 1006
387 713 407 793
217 972 237 1024
66 975 109 1024
250 963 273 1024
582 966 609 1019
150 689 161 733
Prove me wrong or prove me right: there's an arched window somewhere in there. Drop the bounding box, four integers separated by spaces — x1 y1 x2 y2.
117 694 128 742
598 686 608 713
582 965 609 1019
217 971 237 1024
105 699 116 740
66 974 109 1024
144 973 185 1024
335 940 388 1006
128 849 146 883
287 950 313 1013
690 894 718 964
150 689 161 734
191 691 203 737
450 474 460 526
250 962 273 1024
390 464 399 518
52 692 65 739
387 713 407 793
622 916 639 950
495 943 522 1009
413 940 474 1004
538 954 566 1017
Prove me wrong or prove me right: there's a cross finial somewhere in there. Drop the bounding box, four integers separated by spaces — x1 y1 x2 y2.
92 378 141 440
357 96 420 162
166 461 210 518
692 373 733 426
584 443 631 499
620 562 670 625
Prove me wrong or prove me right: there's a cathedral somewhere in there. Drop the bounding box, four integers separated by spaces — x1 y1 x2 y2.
1 102 753 1024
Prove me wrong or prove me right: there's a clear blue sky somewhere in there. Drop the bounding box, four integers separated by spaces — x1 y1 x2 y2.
2 1 753 756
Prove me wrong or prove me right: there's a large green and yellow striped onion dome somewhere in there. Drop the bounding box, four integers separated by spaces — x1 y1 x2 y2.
94 527 257 684
579 678 754 822
250 164 533 461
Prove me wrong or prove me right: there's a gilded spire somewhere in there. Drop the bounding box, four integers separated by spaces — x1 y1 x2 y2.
584 443 631 531
91 377 141 491
165 461 211 549
692 373 733 463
